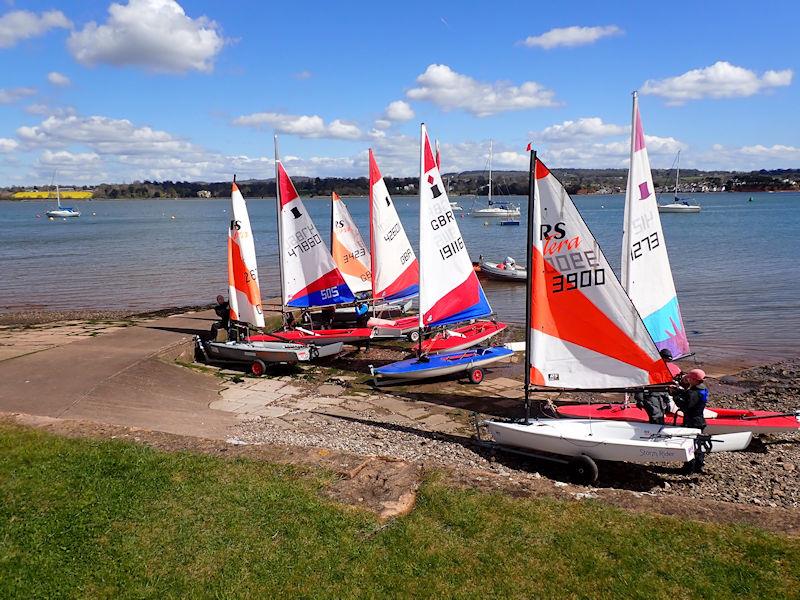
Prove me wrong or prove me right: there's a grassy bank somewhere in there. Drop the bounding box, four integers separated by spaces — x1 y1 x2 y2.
1 424 798 599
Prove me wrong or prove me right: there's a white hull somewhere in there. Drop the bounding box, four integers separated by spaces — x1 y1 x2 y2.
658 203 700 213
46 209 80 218
206 340 311 363
479 260 526 281
471 207 521 217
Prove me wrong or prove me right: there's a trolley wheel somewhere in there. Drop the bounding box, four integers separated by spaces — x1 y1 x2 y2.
407 330 420 343
568 455 598 484
250 359 266 377
468 368 484 384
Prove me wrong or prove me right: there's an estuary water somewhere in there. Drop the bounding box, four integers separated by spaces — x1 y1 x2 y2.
1 192 798 362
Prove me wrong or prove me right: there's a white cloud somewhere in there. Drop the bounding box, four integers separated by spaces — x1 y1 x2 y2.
67 0 224 73
373 119 392 130
16 114 198 156
0 138 19 153
537 117 627 142
384 100 414 121
40 149 102 167
518 25 623 49
0 87 36 104
0 9 71 48
641 61 793 104
292 70 312 80
696 143 800 170
232 112 363 140
47 71 71 86
25 103 77 117
406 64 558 116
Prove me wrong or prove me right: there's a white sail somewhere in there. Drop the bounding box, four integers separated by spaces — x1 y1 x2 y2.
622 93 690 358
331 192 371 295
276 160 355 308
419 124 491 327
528 157 672 389
369 149 419 300
227 182 265 327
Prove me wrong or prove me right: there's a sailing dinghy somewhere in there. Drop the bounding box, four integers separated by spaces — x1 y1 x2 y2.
559 93 794 435
203 181 319 374
484 148 751 478
373 125 509 383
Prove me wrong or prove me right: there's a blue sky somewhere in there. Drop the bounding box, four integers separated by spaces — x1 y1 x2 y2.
0 0 798 185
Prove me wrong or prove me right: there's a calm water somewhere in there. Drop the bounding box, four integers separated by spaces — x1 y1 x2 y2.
1 192 799 360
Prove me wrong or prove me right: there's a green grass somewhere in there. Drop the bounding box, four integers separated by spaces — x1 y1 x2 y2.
1 424 798 599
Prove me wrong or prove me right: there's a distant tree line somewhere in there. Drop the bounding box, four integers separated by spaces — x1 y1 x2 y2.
2 168 798 199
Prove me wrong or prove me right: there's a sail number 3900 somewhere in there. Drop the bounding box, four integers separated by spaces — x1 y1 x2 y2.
552 268 605 293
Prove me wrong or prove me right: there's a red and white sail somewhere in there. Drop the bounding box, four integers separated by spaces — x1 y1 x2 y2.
622 93 690 359
419 124 491 327
227 181 265 327
369 149 419 301
529 157 672 389
331 192 371 295
277 162 355 307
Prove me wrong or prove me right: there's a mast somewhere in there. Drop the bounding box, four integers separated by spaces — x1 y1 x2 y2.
417 124 425 355
368 149 377 313
523 147 536 423
622 91 638 291
488 139 493 204
56 184 61 209
274 134 285 318
675 150 681 199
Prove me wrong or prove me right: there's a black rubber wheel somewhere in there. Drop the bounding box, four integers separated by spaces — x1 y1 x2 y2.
250 359 266 377
309 345 320 360
407 330 420 343
468 368 484 384
569 455 598 484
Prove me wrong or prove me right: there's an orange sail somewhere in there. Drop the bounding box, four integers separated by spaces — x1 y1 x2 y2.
227 182 265 327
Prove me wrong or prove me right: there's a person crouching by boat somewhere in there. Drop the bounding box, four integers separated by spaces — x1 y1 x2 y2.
211 294 231 341
673 369 709 473
634 349 679 424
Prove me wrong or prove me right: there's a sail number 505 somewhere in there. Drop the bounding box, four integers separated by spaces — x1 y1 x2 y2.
552 268 605 293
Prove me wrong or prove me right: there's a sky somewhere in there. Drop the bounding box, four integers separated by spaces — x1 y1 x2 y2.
0 0 798 185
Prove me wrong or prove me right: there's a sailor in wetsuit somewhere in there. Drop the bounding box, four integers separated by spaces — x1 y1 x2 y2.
673 369 709 473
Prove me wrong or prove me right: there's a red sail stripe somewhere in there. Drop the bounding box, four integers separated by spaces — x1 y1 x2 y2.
228 234 262 313
423 271 480 324
277 162 299 207
422 130 437 174
376 259 419 299
534 158 550 180
531 245 670 384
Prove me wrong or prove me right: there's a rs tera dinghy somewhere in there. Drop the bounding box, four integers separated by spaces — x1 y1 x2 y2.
482 141 750 478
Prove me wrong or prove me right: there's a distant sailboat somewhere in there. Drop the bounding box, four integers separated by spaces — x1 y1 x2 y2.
331 191 371 296
658 150 700 213
623 92 690 359
46 184 80 218
471 140 520 218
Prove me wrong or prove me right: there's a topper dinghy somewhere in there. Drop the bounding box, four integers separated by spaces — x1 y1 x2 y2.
483 147 750 476
374 125 507 380
372 346 513 384
248 327 374 346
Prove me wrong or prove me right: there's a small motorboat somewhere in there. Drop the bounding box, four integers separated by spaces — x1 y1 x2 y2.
371 346 513 385
485 419 752 464
248 327 374 346
557 403 800 435
421 320 506 353
478 258 526 282
202 338 343 375
499 218 520 226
